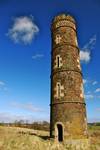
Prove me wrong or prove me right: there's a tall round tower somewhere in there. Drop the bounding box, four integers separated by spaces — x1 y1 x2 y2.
50 14 88 142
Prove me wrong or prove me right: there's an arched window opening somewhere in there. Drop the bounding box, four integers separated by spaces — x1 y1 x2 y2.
57 124 63 142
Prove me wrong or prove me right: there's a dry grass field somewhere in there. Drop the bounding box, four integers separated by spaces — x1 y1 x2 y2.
0 125 100 150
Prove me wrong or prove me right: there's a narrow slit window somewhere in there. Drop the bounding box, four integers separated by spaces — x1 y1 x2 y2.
57 56 60 68
57 83 60 97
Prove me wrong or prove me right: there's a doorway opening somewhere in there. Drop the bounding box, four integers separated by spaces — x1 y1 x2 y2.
57 124 63 142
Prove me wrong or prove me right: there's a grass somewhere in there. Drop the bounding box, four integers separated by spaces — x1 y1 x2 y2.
88 125 100 150
0 125 100 150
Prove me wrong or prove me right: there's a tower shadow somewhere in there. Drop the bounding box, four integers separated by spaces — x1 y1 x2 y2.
38 135 50 140
18 130 50 141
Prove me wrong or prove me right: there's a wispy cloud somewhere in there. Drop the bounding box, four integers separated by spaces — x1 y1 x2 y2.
82 35 96 50
83 79 98 86
7 16 39 45
83 79 100 98
95 88 100 93
92 81 98 85
0 112 44 123
85 94 94 99
80 35 96 63
83 79 87 84
0 81 5 86
0 80 8 92
87 91 91 94
0 112 49 123
88 118 100 123
32 54 44 59
85 93 100 100
11 102 44 112
0 112 21 123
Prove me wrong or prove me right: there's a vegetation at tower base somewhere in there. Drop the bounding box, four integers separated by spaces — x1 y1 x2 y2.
0 124 100 150
50 13 89 143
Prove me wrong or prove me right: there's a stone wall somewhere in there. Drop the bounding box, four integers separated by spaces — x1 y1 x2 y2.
50 14 88 141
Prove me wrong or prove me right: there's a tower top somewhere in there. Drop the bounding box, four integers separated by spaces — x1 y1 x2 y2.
52 13 76 24
51 13 76 31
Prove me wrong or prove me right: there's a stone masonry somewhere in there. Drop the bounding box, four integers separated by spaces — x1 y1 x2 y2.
50 14 88 143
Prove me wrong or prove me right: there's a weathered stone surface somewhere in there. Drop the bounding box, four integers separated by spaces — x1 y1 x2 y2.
50 14 88 142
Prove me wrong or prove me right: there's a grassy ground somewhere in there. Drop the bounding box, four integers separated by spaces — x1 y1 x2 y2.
88 125 100 150
0 126 100 150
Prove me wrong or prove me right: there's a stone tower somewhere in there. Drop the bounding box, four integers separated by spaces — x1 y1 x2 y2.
50 14 88 142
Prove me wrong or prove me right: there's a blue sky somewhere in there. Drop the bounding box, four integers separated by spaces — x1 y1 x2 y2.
0 0 100 123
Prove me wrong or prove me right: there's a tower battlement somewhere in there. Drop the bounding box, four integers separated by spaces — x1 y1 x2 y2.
52 14 76 24
51 14 76 31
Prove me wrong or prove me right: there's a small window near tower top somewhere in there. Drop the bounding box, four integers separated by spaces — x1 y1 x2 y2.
55 34 61 44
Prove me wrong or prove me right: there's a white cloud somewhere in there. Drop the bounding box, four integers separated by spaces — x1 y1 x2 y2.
80 51 90 62
85 94 94 99
0 80 8 92
87 91 91 94
32 54 44 59
83 79 87 84
11 102 44 112
0 81 5 86
7 16 39 45
0 112 49 123
80 35 96 63
85 92 100 99
0 102 49 123
88 118 100 123
95 88 100 93
92 81 98 85
0 112 37 123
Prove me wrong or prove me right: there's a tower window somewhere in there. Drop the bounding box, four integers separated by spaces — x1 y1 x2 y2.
55 55 62 69
55 34 61 44
57 83 60 97
57 124 63 142
57 56 60 68
54 82 64 98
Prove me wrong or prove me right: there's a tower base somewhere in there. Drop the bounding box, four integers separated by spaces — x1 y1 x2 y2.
51 138 90 150
64 139 90 150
